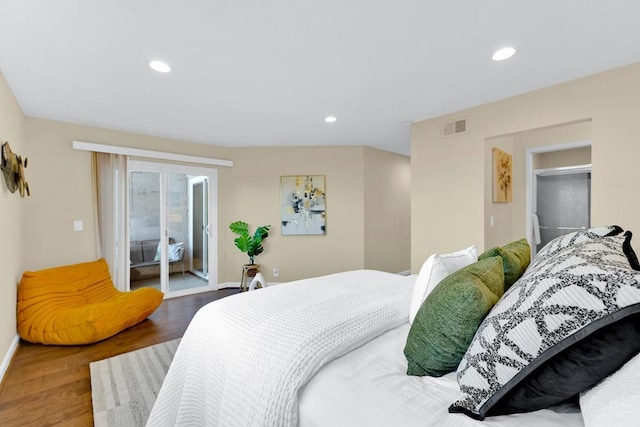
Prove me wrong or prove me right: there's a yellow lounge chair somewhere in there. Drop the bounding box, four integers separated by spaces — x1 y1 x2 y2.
17 258 163 345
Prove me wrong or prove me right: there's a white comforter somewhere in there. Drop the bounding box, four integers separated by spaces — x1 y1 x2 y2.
146 270 413 427
299 323 585 427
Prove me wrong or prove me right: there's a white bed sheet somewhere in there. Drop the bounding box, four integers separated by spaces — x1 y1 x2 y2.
147 270 413 426
299 323 585 427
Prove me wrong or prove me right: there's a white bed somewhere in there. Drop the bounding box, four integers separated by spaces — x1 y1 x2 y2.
299 322 583 427
146 270 587 427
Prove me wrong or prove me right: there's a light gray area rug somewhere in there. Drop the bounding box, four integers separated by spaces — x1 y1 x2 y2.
90 339 180 427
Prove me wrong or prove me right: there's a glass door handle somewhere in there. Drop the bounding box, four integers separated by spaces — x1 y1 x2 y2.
205 223 211 236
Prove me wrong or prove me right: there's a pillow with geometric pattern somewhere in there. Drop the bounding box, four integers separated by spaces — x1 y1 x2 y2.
534 225 623 262
450 233 640 420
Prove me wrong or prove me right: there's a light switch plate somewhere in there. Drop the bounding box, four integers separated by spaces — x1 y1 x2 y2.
73 220 83 231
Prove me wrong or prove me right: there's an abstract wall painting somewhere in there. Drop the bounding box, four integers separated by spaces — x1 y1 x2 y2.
280 175 326 235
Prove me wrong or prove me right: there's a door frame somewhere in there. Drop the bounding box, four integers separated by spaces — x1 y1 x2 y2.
188 175 209 280
127 159 218 297
525 140 591 257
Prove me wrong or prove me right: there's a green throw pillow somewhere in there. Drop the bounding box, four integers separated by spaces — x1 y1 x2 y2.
404 256 505 377
479 238 530 289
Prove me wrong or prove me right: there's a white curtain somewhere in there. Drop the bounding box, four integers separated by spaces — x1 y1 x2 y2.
92 152 128 291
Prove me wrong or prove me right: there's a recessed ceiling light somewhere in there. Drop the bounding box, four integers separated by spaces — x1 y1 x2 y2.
324 116 337 123
149 60 171 73
492 47 516 61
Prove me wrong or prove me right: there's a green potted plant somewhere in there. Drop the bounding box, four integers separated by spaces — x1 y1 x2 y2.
229 221 271 290
229 221 271 264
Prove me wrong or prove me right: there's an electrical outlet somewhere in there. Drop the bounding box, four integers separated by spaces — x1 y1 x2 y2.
272 267 279 278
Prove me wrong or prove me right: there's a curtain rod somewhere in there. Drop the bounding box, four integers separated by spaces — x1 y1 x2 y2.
72 141 233 167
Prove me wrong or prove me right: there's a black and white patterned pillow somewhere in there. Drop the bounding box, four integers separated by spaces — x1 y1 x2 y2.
534 225 623 263
449 234 640 420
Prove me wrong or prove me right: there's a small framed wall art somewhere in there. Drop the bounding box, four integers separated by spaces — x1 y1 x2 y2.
1 141 30 197
492 147 512 203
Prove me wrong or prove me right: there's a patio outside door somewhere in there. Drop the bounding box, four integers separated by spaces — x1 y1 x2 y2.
127 160 218 297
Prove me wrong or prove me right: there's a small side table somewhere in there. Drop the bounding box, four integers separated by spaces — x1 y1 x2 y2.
240 264 260 292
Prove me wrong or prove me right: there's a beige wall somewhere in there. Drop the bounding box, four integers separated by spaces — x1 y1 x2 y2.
511 121 592 246
484 121 592 249
22 117 231 272
363 147 411 273
22 118 410 286
412 62 640 272
221 146 369 282
534 146 591 170
483 135 514 249
0 71 25 370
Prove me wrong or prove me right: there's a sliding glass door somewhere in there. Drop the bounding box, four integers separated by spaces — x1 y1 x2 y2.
127 160 217 297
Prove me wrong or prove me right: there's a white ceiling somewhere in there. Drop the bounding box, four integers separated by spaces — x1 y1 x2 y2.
1 1 640 156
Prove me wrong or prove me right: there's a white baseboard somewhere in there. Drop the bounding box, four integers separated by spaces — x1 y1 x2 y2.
0 334 20 385
397 270 412 276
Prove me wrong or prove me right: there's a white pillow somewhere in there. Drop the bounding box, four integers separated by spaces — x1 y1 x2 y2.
154 242 184 262
580 352 640 427
168 242 184 262
408 245 477 324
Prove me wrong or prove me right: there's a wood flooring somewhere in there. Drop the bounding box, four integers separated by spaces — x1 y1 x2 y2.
0 288 240 426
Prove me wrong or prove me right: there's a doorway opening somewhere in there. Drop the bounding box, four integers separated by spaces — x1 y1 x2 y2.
526 141 592 257
533 165 591 253
127 160 218 297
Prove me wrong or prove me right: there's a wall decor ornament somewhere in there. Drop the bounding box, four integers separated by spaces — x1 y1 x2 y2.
492 147 512 203
280 175 326 235
1 141 30 197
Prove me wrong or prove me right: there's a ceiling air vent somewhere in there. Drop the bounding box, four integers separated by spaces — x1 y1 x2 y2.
442 117 467 137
